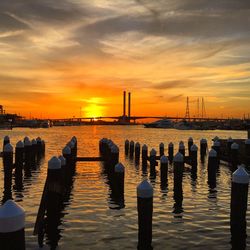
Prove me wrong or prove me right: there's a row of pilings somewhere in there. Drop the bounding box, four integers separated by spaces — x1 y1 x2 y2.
0 135 45 250
124 137 249 250
35 136 78 249
0 135 249 249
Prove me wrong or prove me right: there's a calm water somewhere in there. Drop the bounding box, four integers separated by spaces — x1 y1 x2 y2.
0 126 249 250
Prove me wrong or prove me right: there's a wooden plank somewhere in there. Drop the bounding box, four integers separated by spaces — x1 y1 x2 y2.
33 178 48 235
76 157 104 162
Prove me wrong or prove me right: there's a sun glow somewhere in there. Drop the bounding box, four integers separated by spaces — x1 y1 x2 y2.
83 98 105 118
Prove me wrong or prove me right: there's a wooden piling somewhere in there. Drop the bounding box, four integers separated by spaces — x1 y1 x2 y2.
179 141 185 158
0 200 25 250
207 149 217 188
244 139 250 168
230 165 249 249
160 155 168 188
231 143 239 172
125 140 129 155
137 180 153 250
3 143 13 203
188 137 193 156
135 142 140 163
142 144 148 170
149 149 157 177
168 142 174 164
129 141 135 158
3 136 10 151
15 141 24 189
159 143 164 157
200 138 207 162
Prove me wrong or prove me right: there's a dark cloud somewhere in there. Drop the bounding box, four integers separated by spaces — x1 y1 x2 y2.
0 13 29 32
154 80 196 89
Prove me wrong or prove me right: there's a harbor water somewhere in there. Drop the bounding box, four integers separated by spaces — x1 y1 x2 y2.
0 126 249 249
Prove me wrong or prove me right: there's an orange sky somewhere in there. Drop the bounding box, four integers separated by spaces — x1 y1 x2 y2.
0 1 249 119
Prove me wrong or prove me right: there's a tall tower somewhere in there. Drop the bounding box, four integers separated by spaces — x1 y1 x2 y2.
128 92 131 121
184 96 190 121
123 91 126 118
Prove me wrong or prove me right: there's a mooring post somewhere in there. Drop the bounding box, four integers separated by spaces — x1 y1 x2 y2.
188 137 193 156
46 156 62 250
212 140 221 165
149 149 157 177
190 144 198 169
125 139 129 155
173 152 184 215
230 165 249 249
15 141 24 189
200 138 207 162
3 143 13 203
41 140 45 155
63 146 72 175
31 139 37 167
231 143 240 172
142 144 148 170
207 149 217 188
24 138 32 171
227 137 234 160
114 163 125 207
110 145 119 170
135 142 141 163
159 143 164 157
0 200 25 250
160 155 168 188
3 136 10 151
179 141 185 158
168 142 174 164
137 179 153 250
71 136 77 160
174 152 184 185
36 137 42 159
129 140 135 158
245 139 250 168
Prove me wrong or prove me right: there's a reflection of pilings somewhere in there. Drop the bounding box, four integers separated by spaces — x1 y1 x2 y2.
230 165 249 250
2 144 13 203
137 180 153 250
173 152 184 215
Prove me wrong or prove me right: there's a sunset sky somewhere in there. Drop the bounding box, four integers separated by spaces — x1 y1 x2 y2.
0 0 249 118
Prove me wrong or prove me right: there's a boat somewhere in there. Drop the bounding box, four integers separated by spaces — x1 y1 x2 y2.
144 119 173 128
174 120 193 130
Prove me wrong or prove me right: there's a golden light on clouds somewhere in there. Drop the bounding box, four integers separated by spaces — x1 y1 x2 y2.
0 0 249 118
